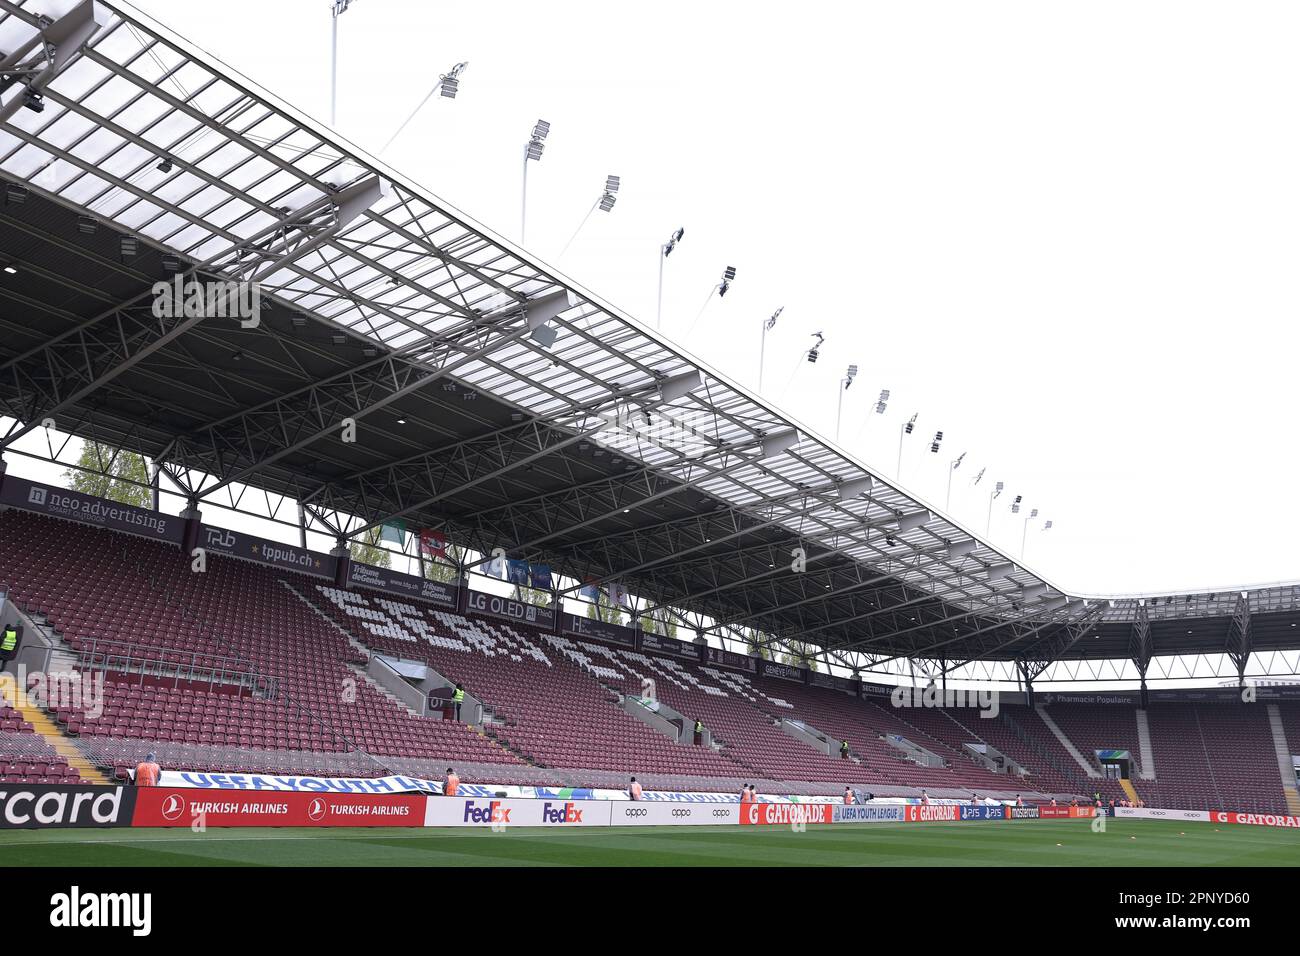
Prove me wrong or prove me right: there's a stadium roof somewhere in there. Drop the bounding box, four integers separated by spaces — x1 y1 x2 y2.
0 0 1296 674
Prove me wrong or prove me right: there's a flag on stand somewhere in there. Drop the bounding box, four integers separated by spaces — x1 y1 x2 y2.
506 559 530 586
419 529 447 558
379 520 406 548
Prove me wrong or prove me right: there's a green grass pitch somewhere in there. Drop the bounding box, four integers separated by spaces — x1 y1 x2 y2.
1 818 1297 867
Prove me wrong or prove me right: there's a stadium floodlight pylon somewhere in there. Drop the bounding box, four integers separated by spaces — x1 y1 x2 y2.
656 227 685 328
835 364 858 440
521 119 551 244
329 0 356 127
946 451 966 511
559 175 622 258
757 306 783 392
986 480 1005 535
380 62 468 155
896 412 918 478
683 265 738 338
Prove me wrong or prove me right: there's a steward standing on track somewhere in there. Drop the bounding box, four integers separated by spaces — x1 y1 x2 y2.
445 767 460 796
629 776 643 800
135 752 161 787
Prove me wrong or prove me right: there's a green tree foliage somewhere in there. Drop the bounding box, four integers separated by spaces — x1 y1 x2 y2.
585 592 624 626
423 545 463 584
640 612 678 639
348 527 391 569
777 639 822 672
514 584 552 607
64 441 152 508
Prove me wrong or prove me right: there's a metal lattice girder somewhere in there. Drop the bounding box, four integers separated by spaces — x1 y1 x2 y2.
0 1 109 125
1013 602 1108 679
461 430 1018 623
165 295 564 501
1226 591 1251 680
0 176 388 450
878 598 1092 667
1130 601 1152 678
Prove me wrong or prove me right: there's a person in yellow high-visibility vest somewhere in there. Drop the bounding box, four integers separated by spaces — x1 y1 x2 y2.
0 622 19 673
452 683 465 721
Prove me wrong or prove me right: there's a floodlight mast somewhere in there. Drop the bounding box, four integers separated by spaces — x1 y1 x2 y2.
1021 507 1039 557
329 0 355 127
986 480 1005 536
896 412 918 478
946 451 966 511
758 306 783 392
521 120 550 244
835 364 858 440
684 265 738 338
380 62 467 154
656 227 684 328
560 175 620 258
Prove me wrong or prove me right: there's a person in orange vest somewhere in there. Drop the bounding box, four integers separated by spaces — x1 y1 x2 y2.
444 767 460 797
629 776 643 800
135 752 161 787
920 789 931 806
843 786 854 805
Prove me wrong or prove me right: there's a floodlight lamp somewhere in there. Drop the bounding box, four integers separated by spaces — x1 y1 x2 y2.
1029 508 1038 519
952 452 966 470
765 306 783 331
723 266 737 282
439 62 467 99
992 480 1003 498
525 120 551 161
1044 520 1053 530
22 89 44 114
904 413 917 435
1011 494 1022 514
599 175 620 212
843 364 858 389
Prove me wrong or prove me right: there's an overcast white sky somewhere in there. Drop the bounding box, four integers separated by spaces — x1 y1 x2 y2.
68 1 1300 595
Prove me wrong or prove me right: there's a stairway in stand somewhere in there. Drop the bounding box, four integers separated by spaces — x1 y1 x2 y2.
0 673 111 784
